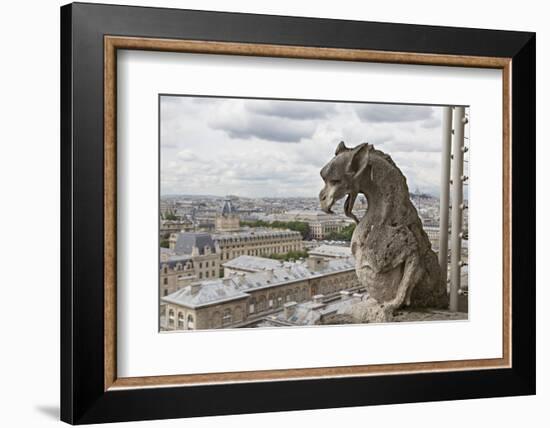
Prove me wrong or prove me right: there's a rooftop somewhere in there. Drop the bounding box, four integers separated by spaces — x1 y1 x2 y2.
222 255 283 272
173 232 216 256
163 280 249 308
212 228 301 241
309 245 352 258
220 198 237 216
162 256 356 308
275 293 363 325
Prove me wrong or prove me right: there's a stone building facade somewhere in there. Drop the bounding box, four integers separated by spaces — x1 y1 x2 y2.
215 198 240 232
161 233 221 297
308 219 348 240
213 229 303 262
161 255 360 331
269 210 352 240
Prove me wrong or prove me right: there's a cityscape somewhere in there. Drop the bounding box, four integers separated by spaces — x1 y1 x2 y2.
159 96 469 331
159 192 467 331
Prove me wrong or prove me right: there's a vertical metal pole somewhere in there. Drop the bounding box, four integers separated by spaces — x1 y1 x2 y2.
438 107 452 287
450 106 465 312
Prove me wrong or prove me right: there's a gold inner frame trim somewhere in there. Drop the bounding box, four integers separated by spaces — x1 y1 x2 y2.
104 35 512 391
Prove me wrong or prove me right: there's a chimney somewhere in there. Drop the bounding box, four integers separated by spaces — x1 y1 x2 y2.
222 277 231 286
237 272 246 284
339 290 351 300
307 256 327 272
168 233 177 250
284 301 297 318
266 268 274 281
190 283 201 295
191 245 199 257
313 294 324 304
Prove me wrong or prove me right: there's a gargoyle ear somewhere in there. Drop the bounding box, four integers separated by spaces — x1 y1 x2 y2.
335 141 348 156
348 143 372 177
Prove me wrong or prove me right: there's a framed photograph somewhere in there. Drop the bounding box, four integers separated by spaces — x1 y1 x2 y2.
61 2 535 424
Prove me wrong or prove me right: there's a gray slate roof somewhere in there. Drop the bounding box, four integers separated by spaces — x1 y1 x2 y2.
222 255 282 272
221 198 236 216
162 256 356 308
276 294 363 325
308 245 352 258
174 232 216 256
162 280 249 308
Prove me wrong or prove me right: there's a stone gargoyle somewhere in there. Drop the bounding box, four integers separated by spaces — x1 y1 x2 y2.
319 141 448 323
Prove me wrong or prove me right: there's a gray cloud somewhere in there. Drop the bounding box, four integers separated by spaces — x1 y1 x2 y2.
247 100 336 120
355 104 435 123
209 114 316 143
160 96 449 197
421 116 441 129
379 139 441 153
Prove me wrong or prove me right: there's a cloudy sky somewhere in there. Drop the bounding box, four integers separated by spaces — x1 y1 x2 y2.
160 96 446 198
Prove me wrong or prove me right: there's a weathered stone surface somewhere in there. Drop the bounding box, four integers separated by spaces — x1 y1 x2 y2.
319 142 448 322
322 307 466 325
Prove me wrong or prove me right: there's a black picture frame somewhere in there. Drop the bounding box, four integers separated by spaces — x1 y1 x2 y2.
61 2 535 424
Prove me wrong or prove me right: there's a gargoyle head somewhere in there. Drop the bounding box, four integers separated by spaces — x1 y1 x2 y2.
319 141 373 223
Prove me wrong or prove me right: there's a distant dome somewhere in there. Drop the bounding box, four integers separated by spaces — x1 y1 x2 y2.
221 198 236 216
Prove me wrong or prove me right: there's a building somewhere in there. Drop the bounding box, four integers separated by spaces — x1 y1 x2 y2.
215 198 240 232
270 210 352 240
308 219 349 240
308 244 352 259
161 232 221 297
423 225 439 248
160 219 193 237
222 255 282 275
161 255 360 331
163 227 303 295
271 290 365 326
159 251 197 297
213 229 303 262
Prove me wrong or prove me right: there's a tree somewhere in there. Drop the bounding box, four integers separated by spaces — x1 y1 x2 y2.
163 209 178 221
325 224 356 241
241 220 310 239
268 250 309 261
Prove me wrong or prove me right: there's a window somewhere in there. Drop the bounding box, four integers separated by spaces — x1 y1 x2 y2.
212 270 215 277
222 308 232 325
205 271 209 278
187 314 195 330
199 272 203 279
163 277 168 285
168 309 175 326
163 289 168 296
258 296 267 312
205 261 209 268
199 262 202 268
177 312 184 329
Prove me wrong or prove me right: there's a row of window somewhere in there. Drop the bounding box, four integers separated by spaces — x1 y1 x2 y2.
167 310 195 330
210 306 244 328
198 270 217 279
220 245 301 260
248 288 308 315
198 260 215 269
160 258 218 274
217 234 299 244
161 263 193 274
